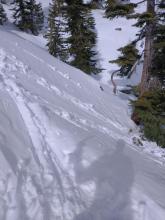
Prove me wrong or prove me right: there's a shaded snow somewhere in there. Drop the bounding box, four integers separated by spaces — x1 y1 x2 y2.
0 1 165 220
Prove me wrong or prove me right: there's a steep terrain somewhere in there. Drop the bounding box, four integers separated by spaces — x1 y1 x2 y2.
0 1 165 219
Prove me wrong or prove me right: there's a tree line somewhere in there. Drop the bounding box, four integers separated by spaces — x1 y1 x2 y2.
0 0 101 75
105 0 165 147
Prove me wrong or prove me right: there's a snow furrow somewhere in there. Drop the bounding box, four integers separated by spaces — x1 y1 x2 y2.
1 22 165 220
0 49 85 220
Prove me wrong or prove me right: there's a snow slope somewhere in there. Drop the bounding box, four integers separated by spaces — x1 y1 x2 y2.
0 25 165 220
93 10 138 71
93 1 146 84
0 1 165 219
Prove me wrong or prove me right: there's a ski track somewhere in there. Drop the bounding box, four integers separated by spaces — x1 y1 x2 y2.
1 41 164 220
0 49 86 220
23 49 81 88
0 47 136 220
0 48 126 138
0 48 134 220
22 47 126 131
0 20 165 219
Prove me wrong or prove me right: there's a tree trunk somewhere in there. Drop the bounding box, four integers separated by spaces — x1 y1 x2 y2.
111 69 120 94
140 0 155 96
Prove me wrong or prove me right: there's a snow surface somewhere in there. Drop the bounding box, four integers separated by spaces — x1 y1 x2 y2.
0 1 165 220
93 0 146 82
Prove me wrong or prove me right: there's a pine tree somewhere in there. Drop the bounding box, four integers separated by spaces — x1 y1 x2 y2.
88 0 103 9
105 0 164 94
138 0 156 95
110 43 140 76
45 0 69 61
151 1 165 86
66 0 101 74
132 89 165 148
105 0 165 147
12 0 44 35
0 3 7 25
12 0 27 30
105 0 135 19
25 0 44 35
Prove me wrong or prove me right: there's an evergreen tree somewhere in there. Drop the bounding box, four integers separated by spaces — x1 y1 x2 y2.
12 0 44 35
132 89 165 148
0 3 7 25
105 0 165 94
110 43 140 76
88 0 103 9
25 0 44 35
66 0 101 74
105 0 135 19
12 0 27 30
105 0 165 147
45 0 69 61
151 1 165 86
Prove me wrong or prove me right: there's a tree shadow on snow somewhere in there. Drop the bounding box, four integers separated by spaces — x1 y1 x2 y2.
71 138 134 220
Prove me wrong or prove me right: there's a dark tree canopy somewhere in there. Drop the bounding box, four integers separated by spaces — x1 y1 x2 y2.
0 3 7 25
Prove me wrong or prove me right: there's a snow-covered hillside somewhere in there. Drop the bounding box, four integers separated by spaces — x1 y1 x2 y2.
0 2 165 220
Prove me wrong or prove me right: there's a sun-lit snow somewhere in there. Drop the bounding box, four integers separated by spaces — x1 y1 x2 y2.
0 1 165 220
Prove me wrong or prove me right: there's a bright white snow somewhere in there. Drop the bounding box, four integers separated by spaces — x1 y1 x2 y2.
0 1 165 220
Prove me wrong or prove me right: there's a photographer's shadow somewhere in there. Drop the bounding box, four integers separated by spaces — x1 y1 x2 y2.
71 138 134 220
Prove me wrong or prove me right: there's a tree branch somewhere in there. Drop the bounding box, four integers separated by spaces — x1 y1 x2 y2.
135 0 147 6
111 69 120 94
127 51 144 78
